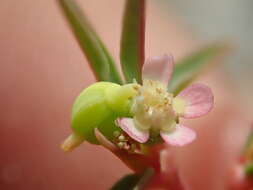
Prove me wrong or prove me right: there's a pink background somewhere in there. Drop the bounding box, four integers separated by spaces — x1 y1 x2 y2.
0 0 251 189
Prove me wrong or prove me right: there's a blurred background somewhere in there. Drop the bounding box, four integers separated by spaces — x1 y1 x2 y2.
0 0 252 190
159 0 253 104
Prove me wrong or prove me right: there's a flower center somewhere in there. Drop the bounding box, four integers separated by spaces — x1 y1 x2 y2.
131 79 176 132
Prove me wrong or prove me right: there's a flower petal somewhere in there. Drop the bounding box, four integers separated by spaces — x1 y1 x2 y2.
173 83 214 119
142 54 174 86
115 118 149 143
160 124 196 146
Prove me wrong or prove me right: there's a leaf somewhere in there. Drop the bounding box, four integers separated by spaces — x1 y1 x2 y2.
243 127 253 160
110 174 141 190
245 162 253 176
58 0 122 84
244 128 253 150
168 43 230 95
110 168 154 190
133 168 154 190
120 0 146 83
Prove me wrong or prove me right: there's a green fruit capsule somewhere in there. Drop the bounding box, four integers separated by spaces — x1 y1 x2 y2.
61 82 138 151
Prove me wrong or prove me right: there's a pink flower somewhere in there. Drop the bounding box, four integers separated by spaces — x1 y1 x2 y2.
116 54 214 147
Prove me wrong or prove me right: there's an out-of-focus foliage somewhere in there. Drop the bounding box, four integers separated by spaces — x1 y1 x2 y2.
168 43 229 95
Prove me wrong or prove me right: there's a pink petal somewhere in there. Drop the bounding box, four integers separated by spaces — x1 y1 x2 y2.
115 118 149 143
142 54 174 86
176 83 214 119
160 124 196 146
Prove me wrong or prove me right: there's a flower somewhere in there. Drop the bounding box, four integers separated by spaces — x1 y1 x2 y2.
115 54 214 146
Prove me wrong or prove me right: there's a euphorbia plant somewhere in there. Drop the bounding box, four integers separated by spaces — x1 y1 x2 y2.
58 0 228 189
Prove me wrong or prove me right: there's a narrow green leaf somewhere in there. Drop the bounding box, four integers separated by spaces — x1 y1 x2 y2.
120 0 145 83
110 174 141 190
244 128 253 151
245 162 253 176
242 128 253 166
133 168 154 190
58 0 122 84
168 43 229 95
110 168 154 190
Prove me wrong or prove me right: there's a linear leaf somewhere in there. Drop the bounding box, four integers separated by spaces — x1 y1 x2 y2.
245 129 253 150
245 162 253 176
120 0 145 83
133 168 154 190
110 174 141 190
168 43 229 95
59 0 122 84
110 168 154 190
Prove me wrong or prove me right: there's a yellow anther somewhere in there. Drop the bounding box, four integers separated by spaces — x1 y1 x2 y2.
113 131 120 137
118 142 124 148
156 88 162 94
118 135 125 141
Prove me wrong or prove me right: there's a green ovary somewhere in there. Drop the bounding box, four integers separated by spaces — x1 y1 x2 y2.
105 83 138 116
71 82 137 144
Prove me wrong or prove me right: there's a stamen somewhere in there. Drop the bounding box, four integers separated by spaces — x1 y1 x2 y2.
156 88 162 94
133 85 140 91
132 78 177 139
118 142 124 148
144 106 149 112
148 107 153 116
118 135 125 141
113 131 120 138
148 80 153 86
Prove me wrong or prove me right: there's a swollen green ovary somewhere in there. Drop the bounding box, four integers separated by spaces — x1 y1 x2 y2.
105 83 138 116
71 82 117 144
71 82 137 144
71 89 111 144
